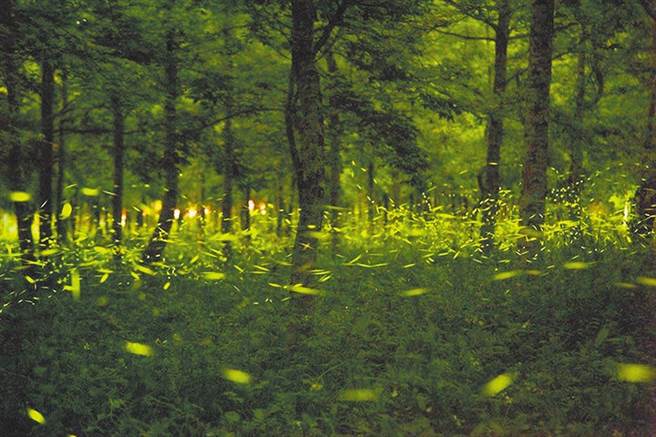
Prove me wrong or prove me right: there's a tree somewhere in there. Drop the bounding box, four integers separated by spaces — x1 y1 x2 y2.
143 26 180 263
480 0 511 253
519 0 555 249
0 0 34 259
287 0 349 285
633 3 656 237
38 52 56 247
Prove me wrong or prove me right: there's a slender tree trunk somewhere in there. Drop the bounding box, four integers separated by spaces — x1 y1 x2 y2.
56 69 69 242
70 189 78 239
222 97 235 236
391 170 400 208
137 193 145 229
519 0 555 249
289 0 327 286
39 58 55 248
326 51 342 254
634 19 656 237
276 167 285 237
567 39 587 226
480 0 510 253
367 159 375 225
570 46 586 187
241 185 251 233
199 170 206 235
2 1 34 258
143 29 179 263
286 173 296 236
221 89 236 256
111 94 125 256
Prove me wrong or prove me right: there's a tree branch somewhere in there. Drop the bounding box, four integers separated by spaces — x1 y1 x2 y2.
313 0 351 55
443 0 497 30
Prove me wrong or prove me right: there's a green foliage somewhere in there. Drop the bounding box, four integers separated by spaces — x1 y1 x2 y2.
0 209 654 435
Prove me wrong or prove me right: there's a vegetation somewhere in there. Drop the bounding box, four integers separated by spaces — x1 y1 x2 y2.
1 0 656 434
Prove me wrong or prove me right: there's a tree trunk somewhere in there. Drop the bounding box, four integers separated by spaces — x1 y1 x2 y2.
2 0 34 258
367 159 375 225
111 94 125 256
480 0 510 253
633 19 656 237
143 29 179 263
289 0 327 286
276 167 286 237
567 39 587 226
327 51 342 254
222 97 235 236
39 58 55 248
519 0 555 248
56 69 69 243
199 170 206 234
391 170 400 208
241 185 251 232
70 189 78 239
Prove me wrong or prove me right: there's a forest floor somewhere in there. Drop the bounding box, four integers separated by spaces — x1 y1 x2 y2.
1 230 655 435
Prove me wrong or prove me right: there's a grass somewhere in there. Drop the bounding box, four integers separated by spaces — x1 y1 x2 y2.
0 208 655 435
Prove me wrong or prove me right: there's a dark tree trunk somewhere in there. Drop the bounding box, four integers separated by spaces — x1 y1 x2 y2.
111 94 125 255
367 159 375 225
143 29 179 263
570 46 586 187
289 0 327 285
2 0 34 258
56 69 69 242
480 0 510 253
519 0 555 246
276 168 286 237
327 51 342 254
391 170 400 208
199 170 206 234
241 185 251 232
286 173 296 236
39 59 55 248
136 205 144 228
70 189 78 239
633 19 656 237
567 39 587 226
221 86 236 256
222 96 235 236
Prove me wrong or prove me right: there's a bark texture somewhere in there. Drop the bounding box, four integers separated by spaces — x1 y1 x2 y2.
633 19 656 237
1 0 34 257
143 29 179 263
39 59 55 247
56 69 69 242
327 51 342 255
289 0 328 285
567 40 587 225
222 93 235 235
111 94 125 253
480 0 510 253
519 0 555 239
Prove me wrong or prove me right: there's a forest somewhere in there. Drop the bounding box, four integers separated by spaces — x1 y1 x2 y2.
1 0 656 434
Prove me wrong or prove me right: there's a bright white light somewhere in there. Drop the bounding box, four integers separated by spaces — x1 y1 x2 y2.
187 208 198 218
248 200 255 212
174 209 181 220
